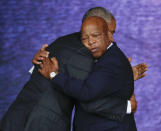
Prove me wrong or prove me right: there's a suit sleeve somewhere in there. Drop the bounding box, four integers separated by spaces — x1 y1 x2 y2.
9 39 58 109
52 61 122 102
0 41 59 130
79 97 127 121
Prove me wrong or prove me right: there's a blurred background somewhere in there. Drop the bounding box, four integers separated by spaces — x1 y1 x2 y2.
0 0 161 130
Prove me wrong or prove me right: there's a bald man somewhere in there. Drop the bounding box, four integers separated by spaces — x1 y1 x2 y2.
39 16 137 131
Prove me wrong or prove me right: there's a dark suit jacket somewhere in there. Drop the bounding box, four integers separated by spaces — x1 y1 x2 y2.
0 32 82 131
24 42 94 131
0 33 129 131
52 43 137 131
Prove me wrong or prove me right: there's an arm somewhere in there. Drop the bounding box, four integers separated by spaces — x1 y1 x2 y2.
33 51 148 82
39 57 123 101
79 94 137 121
38 57 138 119
80 92 137 115
17 64 51 103
23 39 62 103
6 65 51 117
52 70 119 101
39 56 148 102
52 63 147 101
80 97 128 119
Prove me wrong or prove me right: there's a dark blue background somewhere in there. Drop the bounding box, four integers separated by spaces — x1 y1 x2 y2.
0 0 161 130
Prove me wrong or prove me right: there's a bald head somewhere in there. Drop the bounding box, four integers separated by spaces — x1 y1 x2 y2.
81 16 108 35
81 16 110 58
82 7 116 42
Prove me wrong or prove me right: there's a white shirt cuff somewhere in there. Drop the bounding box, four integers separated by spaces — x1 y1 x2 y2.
29 66 35 74
126 100 132 114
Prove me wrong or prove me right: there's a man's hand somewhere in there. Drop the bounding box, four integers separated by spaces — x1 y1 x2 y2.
132 63 148 81
38 57 59 79
128 57 148 81
130 94 137 113
32 44 49 65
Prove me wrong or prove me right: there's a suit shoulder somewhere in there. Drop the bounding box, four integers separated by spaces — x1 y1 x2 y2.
58 32 80 41
52 32 80 44
101 45 128 67
47 32 81 50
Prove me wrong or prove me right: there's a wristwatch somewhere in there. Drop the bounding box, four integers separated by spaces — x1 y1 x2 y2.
50 72 57 79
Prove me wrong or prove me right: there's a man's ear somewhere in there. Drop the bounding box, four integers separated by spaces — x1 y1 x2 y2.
108 31 114 42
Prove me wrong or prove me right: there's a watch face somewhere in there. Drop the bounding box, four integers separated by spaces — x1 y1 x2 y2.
50 72 56 78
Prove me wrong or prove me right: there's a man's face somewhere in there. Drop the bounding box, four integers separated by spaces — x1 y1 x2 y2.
81 17 110 58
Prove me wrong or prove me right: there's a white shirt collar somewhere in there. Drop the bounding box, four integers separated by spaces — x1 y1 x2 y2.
107 42 113 50
94 43 113 63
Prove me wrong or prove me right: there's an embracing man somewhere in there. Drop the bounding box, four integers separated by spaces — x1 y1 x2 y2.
0 7 147 131
34 16 140 131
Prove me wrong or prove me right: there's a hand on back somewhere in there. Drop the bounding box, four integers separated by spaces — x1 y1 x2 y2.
32 44 49 65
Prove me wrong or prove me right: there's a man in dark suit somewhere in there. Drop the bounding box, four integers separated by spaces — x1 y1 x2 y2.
25 7 147 131
0 7 147 131
24 34 133 130
38 16 139 131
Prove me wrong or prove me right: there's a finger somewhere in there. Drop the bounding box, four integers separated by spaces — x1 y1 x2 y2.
142 63 148 67
143 65 148 71
32 55 44 64
140 69 147 74
135 63 147 75
140 63 148 70
40 63 43 69
128 57 132 63
136 74 146 80
40 44 48 51
51 57 56 64
141 63 147 68
139 65 148 74
51 57 58 66
35 56 44 61
138 73 146 79
44 57 50 63
42 56 48 63
32 59 42 65
39 51 49 58
135 63 143 69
